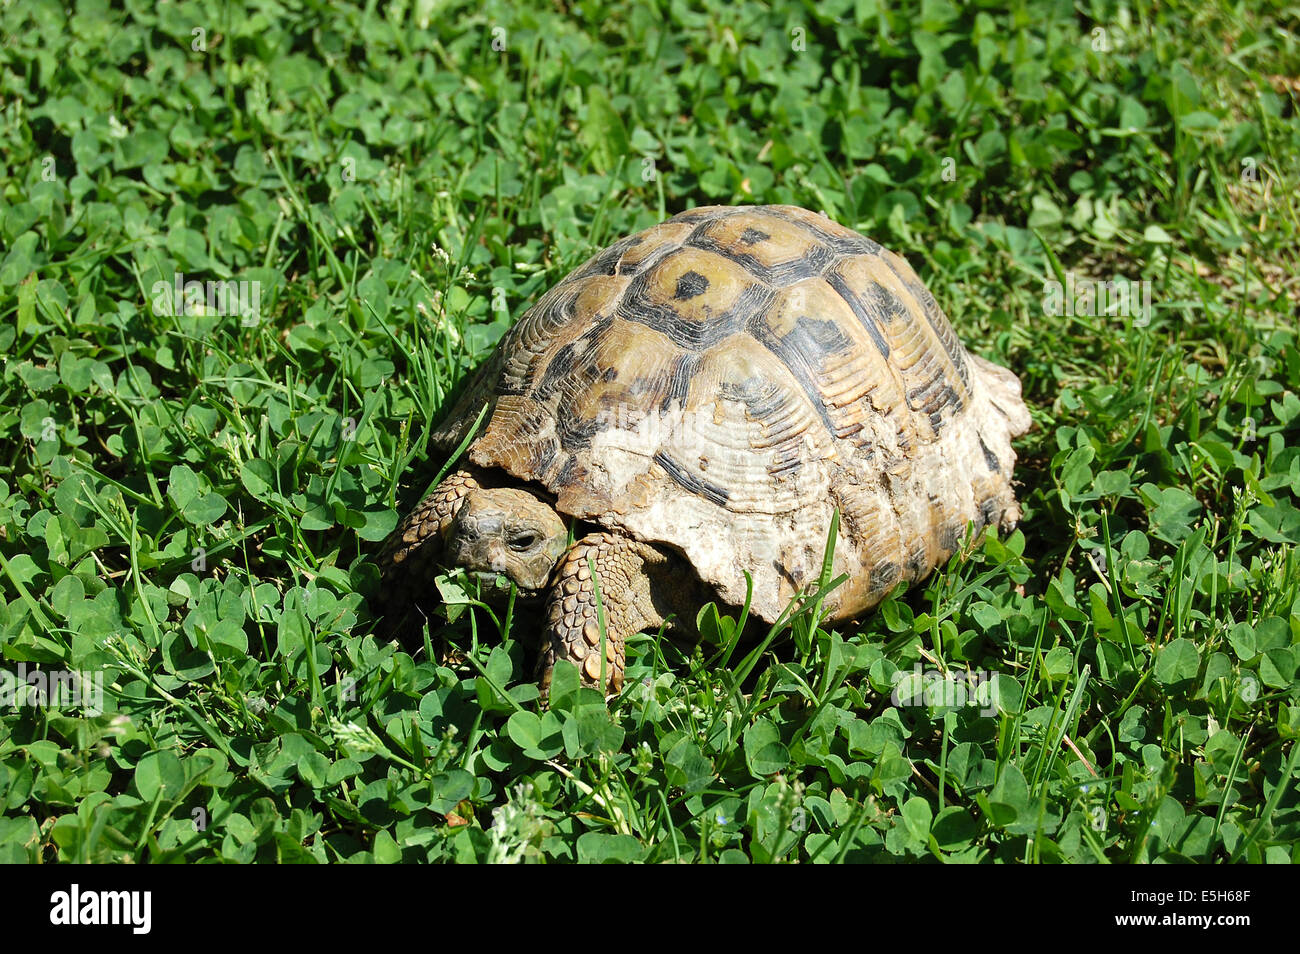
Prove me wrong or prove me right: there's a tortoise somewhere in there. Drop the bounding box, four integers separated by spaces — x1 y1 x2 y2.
378 205 1031 696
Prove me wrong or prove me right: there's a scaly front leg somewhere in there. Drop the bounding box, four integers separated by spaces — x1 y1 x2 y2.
539 532 667 697
377 467 484 605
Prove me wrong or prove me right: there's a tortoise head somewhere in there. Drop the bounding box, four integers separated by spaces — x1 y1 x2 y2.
444 488 569 594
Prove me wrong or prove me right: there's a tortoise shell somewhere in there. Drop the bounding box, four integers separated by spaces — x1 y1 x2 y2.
430 205 1031 623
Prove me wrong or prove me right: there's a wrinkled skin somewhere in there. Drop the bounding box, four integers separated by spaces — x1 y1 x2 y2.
443 488 569 594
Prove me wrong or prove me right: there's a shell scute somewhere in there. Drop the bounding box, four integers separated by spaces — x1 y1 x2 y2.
618 245 772 350
686 209 835 285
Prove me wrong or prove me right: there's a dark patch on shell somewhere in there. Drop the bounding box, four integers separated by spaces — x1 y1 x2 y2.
661 352 700 412
534 340 583 400
556 409 600 452
574 234 645 280
978 435 1000 474
653 451 730 507
673 270 711 300
869 560 901 594
824 271 892 361
862 281 906 325
979 497 1001 527
904 542 929 581
555 456 579 487
940 522 965 554
906 375 962 419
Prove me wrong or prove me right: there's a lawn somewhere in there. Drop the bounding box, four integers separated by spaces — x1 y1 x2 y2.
0 0 1297 863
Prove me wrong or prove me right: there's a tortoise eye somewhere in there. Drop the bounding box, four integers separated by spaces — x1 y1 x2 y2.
509 531 541 552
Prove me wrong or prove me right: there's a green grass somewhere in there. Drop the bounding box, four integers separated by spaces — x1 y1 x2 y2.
0 0 1297 862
